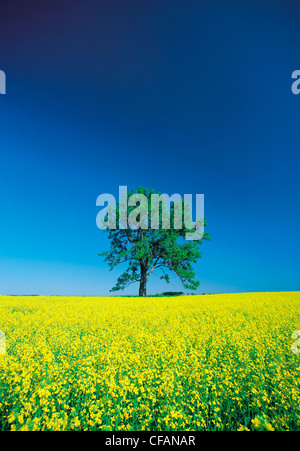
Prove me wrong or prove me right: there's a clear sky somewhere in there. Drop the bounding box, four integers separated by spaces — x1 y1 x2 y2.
0 0 299 295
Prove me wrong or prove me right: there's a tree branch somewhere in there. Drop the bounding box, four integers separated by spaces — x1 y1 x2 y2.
125 229 136 248
146 257 160 280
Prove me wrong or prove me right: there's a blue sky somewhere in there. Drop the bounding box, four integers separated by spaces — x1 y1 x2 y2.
0 0 299 295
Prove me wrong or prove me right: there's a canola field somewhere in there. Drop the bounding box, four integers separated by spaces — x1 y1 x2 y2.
0 292 300 431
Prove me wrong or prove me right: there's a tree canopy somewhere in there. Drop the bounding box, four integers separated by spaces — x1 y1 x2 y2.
99 187 210 296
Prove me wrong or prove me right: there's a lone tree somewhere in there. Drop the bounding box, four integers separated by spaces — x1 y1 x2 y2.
99 187 210 296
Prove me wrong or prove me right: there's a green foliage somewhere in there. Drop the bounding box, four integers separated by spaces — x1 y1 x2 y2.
99 187 210 296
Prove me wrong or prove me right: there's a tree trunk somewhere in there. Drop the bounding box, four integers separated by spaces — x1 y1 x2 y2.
139 263 147 297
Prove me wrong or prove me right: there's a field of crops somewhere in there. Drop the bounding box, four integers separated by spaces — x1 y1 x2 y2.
0 292 300 431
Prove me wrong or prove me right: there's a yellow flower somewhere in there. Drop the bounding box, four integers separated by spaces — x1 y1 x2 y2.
74 417 81 428
0 291 299 431
251 418 261 429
